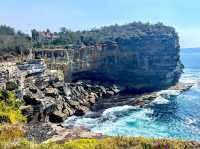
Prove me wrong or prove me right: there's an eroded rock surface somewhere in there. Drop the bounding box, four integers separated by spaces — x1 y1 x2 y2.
69 24 183 92
22 76 121 123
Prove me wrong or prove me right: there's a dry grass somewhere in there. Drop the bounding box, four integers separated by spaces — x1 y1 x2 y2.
0 132 199 149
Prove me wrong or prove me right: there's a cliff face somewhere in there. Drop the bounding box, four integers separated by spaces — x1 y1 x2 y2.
34 23 183 92
71 23 183 92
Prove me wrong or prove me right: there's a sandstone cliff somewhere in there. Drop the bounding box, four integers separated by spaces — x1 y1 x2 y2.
70 23 183 92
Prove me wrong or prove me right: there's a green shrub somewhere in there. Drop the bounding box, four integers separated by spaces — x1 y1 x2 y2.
0 89 26 124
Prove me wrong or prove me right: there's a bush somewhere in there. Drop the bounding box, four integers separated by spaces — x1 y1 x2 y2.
0 101 26 123
0 90 26 124
6 81 18 91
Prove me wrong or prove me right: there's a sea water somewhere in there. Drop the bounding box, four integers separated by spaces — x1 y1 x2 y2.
64 48 200 141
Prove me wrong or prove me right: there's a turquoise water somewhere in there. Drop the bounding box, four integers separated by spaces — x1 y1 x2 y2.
64 48 200 141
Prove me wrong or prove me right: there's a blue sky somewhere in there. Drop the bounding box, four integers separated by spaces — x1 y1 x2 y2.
0 0 200 48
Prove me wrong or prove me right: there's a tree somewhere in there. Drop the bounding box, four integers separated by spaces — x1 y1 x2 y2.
60 27 68 33
0 25 31 57
31 29 39 41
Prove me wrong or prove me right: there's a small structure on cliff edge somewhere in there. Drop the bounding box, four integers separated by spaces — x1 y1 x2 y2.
33 22 183 92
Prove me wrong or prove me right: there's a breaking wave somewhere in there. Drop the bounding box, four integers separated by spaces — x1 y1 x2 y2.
64 51 200 141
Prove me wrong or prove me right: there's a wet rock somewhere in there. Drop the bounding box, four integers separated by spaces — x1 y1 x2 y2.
78 98 90 107
99 86 107 94
85 112 102 118
88 92 98 104
77 85 85 93
88 96 96 104
75 106 90 116
66 108 76 116
106 90 115 96
169 83 193 92
71 87 81 97
110 85 120 93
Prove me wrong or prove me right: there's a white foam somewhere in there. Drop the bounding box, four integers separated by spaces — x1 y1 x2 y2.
128 108 154 120
180 69 200 84
185 117 197 125
151 96 169 105
63 116 78 127
102 105 139 117
158 90 181 99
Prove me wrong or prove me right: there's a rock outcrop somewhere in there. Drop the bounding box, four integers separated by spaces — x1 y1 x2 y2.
34 23 183 92
69 23 183 92
22 76 120 123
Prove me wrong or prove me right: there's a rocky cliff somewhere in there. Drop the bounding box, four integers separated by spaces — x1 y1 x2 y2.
71 23 183 92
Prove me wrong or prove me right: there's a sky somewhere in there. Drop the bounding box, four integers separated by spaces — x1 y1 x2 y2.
0 0 200 48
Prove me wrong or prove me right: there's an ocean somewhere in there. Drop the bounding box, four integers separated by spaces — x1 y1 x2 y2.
64 48 200 141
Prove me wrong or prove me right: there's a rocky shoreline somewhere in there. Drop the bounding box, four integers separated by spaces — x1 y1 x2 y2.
20 78 193 143
21 73 193 124
0 60 194 144
21 77 121 124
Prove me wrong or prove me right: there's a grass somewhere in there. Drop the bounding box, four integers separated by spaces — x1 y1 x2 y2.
0 128 198 149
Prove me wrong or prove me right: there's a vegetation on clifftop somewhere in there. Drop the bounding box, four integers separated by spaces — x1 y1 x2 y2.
0 22 178 56
0 25 31 59
32 22 178 48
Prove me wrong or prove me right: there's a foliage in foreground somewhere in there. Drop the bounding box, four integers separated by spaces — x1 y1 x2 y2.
0 89 26 124
0 125 198 149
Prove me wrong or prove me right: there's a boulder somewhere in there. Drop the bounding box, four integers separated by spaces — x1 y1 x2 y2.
88 92 98 104
99 86 107 94
29 86 38 94
45 87 59 98
110 85 120 93
67 100 80 109
74 106 90 116
6 81 18 91
23 94 41 105
49 111 68 123
106 90 115 96
53 81 64 90
35 79 48 90
39 97 57 113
